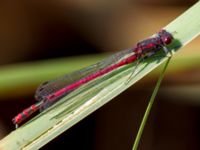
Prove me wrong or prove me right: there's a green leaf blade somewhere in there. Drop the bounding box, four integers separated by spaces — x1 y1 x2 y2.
1 1 200 149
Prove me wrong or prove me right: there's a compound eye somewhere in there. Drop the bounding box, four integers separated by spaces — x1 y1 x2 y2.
163 37 172 45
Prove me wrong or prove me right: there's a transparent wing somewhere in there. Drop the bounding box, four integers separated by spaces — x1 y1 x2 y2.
35 48 135 101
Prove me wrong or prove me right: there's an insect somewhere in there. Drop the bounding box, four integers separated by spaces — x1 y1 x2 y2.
12 29 174 128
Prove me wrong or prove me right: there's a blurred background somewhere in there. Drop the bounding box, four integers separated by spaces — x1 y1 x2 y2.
0 0 200 149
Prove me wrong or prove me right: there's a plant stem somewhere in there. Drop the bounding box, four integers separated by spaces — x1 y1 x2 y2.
132 57 171 150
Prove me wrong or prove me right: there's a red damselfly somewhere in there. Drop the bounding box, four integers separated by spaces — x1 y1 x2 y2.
12 29 174 128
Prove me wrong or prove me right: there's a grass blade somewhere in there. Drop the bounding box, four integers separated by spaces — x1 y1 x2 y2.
1 1 200 149
132 57 171 150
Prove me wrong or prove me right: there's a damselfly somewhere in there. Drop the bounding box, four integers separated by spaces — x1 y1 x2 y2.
12 29 174 128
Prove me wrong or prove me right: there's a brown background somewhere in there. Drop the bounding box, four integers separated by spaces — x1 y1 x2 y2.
0 0 199 150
